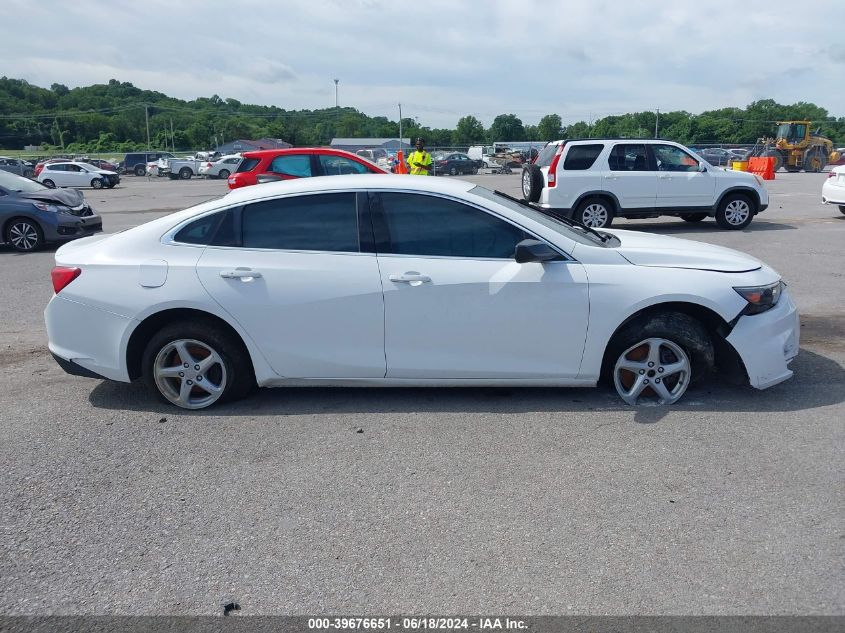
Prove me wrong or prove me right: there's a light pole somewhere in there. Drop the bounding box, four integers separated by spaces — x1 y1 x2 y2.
333 79 339 108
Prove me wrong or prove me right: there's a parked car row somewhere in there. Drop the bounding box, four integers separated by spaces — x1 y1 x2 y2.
0 156 36 178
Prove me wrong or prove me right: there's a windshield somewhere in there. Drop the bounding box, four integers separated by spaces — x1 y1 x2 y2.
469 186 611 247
0 170 49 193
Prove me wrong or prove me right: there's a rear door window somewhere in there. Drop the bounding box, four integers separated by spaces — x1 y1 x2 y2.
563 144 604 170
608 144 650 171
242 193 359 252
269 155 313 177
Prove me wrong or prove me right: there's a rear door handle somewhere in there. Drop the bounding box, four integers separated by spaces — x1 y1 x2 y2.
220 267 262 280
389 272 431 285
605 174 620 180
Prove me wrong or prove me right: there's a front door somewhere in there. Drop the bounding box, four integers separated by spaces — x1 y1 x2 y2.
651 144 715 209
371 192 590 379
195 192 386 378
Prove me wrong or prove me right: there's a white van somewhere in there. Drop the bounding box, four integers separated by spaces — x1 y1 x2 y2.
467 145 498 168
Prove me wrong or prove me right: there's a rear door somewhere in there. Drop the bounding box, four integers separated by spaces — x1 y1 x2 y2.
316 154 373 176
195 192 386 378
266 154 314 180
602 143 657 211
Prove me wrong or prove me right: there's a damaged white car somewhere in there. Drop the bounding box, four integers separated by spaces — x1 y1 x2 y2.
45 176 799 409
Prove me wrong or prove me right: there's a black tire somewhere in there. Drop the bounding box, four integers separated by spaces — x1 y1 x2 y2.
804 150 825 173
91 178 103 189
682 213 708 222
449 166 457 176
218 169 230 180
134 164 146 176
715 193 754 230
471 166 478 175
604 311 714 405
142 319 255 410
521 164 543 202
42 179 55 188
574 197 613 228
179 167 192 180
5 217 44 252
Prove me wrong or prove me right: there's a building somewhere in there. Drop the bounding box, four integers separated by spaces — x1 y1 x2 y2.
215 138 292 154
330 138 411 153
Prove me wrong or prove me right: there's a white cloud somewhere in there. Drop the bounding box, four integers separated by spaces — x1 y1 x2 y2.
1 0 842 127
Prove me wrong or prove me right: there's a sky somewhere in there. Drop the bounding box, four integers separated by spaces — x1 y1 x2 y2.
2 0 843 128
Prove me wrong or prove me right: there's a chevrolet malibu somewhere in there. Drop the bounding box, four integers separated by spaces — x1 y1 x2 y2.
45 175 799 409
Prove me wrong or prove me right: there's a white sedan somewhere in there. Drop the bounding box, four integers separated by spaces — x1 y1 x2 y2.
45 175 799 409
199 154 242 179
821 165 845 215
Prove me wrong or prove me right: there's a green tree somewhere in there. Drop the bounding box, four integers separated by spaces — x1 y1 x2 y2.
537 114 562 141
488 114 525 142
452 115 485 146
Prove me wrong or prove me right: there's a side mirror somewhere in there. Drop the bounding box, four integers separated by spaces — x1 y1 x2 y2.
256 173 283 184
514 239 564 264
698 161 708 172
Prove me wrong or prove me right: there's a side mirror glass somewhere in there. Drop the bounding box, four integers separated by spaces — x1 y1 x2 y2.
514 239 564 264
256 173 283 184
698 161 708 172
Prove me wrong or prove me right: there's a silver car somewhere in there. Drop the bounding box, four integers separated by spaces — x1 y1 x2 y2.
199 155 242 179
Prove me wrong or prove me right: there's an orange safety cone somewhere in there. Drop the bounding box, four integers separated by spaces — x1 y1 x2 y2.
394 150 407 174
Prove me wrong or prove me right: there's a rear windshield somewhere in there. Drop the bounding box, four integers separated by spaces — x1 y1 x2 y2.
563 144 604 170
534 144 558 167
237 158 261 173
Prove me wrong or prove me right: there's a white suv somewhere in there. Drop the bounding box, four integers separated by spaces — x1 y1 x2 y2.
522 139 769 230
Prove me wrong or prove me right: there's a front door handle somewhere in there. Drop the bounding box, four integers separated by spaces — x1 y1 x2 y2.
220 267 262 281
389 272 431 285
605 173 620 180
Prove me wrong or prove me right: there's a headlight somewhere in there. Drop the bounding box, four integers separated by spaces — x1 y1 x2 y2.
32 201 60 213
734 280 784 315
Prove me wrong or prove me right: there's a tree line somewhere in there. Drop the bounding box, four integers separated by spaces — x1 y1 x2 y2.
0 77 842 154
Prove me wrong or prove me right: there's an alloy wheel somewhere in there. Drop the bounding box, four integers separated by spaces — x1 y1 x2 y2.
724 199 750 226
153 339 227 409
613 337 691 405
8 221 40 251
580 203 609 227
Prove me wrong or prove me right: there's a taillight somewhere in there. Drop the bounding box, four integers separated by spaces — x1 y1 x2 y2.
51 266 81 293
828 171 836 179
547 144 565 188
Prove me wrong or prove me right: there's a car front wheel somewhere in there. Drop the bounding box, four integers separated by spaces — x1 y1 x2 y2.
5 217 44 252
218 169 230 179
574 197 613 228
42 179 55 188
142 321 255 410
91 178 103 189
607 311 714 406
715 194 754 229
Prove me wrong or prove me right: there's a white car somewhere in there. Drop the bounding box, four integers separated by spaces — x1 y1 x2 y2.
821 165 845 215
199 155 243 179
45 175 798 410
521 139 769 229
38 161 120 189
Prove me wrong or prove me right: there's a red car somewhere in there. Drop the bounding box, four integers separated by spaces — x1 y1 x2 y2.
227 148 387 190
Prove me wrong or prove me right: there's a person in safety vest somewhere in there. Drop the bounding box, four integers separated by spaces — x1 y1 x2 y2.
406 137 432 175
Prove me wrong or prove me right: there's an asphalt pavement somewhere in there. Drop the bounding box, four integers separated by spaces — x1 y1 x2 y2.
1 171 842 616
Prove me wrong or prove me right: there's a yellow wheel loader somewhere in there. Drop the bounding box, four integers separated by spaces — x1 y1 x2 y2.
753 121 840 172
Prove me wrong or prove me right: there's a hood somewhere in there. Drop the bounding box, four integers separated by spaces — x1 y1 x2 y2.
714 167 761 184
607 229 762 273
17 187 85 208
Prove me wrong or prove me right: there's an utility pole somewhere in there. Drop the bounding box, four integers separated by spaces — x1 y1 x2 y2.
170 118 175 152
334 78 340 139
145 104 151 149
655 108 660 138
398 103 403 149
334 78 339 108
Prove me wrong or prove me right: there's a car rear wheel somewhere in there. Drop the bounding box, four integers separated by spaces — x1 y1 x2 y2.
91 178 103 189
142 321 255 410
42 179 55 188
449 166 457 176
607 311 714 406
715 193 754 229
521 164 543 203
218 169 230 179
5 217 44 252
682 213 708 222
574 197 613 228
179 167 193 180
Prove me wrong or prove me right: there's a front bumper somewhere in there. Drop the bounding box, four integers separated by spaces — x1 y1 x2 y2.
726 287 799 389
45 212 103 242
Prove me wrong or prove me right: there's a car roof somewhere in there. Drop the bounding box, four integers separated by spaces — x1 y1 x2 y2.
222 174 476 205
242 147 360 159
